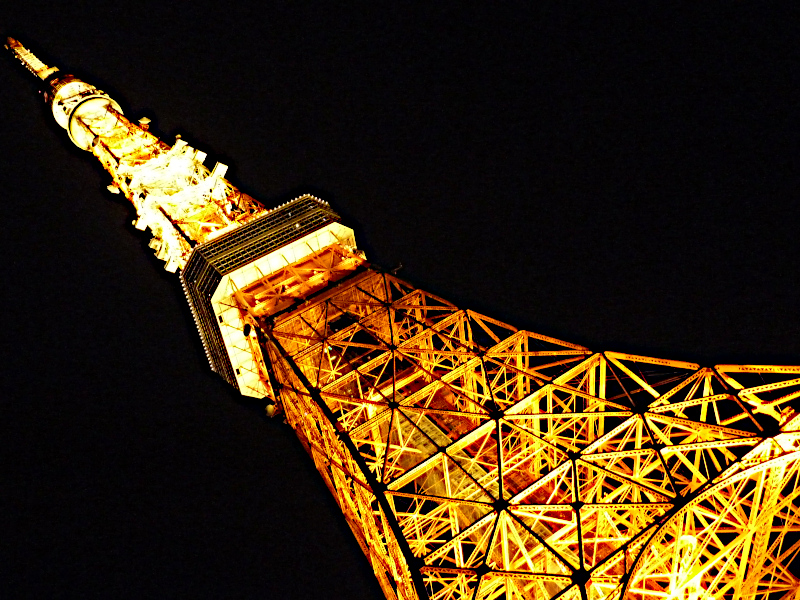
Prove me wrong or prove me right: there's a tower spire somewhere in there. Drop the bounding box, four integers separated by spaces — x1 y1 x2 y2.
5 37 270 273
4 37 58 80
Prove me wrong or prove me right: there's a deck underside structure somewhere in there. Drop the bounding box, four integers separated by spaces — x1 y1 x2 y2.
252 267 800 600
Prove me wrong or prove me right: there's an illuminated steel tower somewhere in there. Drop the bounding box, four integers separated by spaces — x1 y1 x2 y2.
7 38 800 600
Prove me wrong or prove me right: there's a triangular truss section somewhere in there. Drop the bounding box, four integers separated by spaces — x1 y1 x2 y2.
578 503 669 570
580 451 676 499
505 395 633 455
387 491 493 560
716 364 800 421
486 511 573 574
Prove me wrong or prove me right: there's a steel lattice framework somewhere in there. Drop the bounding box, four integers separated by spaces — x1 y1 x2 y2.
7 37 800 600
258 268 800 600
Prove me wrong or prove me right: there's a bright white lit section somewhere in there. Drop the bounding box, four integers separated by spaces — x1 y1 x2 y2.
67 95 125 150
50 80 96 127
211 222 360 398
5 37 271 273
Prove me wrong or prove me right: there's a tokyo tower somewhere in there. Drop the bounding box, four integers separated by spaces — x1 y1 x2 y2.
6 37 800 600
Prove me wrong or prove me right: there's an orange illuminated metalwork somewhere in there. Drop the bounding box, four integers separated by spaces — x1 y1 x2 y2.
7 37 800 600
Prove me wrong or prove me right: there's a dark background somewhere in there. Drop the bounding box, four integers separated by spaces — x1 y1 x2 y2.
1 3 799 598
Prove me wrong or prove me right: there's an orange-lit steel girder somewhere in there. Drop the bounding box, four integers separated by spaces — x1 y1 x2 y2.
248 267 800 600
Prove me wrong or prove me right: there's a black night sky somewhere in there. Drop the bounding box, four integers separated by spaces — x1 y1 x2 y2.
1 4 799 599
